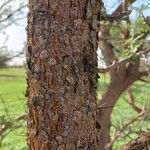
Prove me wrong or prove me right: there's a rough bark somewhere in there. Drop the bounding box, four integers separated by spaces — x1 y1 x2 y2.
26 0 101 150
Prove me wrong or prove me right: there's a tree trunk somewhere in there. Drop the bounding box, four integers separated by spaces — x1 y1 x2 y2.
26 0 101 149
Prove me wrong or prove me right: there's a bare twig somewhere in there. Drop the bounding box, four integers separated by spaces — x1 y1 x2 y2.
0 0 14 10
98 49 150 73
0 113 26 136
0 4 26 24
112 0 137 17
0 96 26 142
0 51 24 63
139 78 150 83
98 57 129 73
127 88 142 113
0 95 11 119
109 112 144 148
122 131 150 150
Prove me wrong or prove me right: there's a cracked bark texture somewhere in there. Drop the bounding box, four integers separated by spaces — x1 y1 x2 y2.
26 0 101 149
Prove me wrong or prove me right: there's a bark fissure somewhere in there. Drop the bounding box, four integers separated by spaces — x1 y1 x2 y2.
27 0 101 150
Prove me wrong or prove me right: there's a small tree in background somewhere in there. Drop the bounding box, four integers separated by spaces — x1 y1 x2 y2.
97 0 150 149
0 48 9 67
0 0 27 68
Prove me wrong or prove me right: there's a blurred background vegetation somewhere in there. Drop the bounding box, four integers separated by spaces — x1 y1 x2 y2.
0 0 27 149
0 0 149 150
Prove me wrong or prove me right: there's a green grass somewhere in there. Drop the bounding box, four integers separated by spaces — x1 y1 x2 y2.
0 68 149 150
0 67 27 150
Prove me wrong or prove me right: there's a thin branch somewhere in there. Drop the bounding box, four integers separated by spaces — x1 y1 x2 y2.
139 10 150 26
15 113 26 121
0 0 14 11
101 10 132 21
109 112 144 148
98 49 150 73
98 57 129 73
112 0 137 17
0 113 26 136
0 95 11 119
0 121 12 136
0 4 26 24
0 16 26 30
139 78 150 83
138 70 149 77
0 51 24 63
122 131 150 150
127 88 142 113
0 124 25 146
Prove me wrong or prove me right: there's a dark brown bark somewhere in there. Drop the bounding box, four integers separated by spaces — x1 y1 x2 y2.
26 0 101 150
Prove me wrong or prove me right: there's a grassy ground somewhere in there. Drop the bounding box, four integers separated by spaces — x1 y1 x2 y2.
0 67 27 150
0 67 149 149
